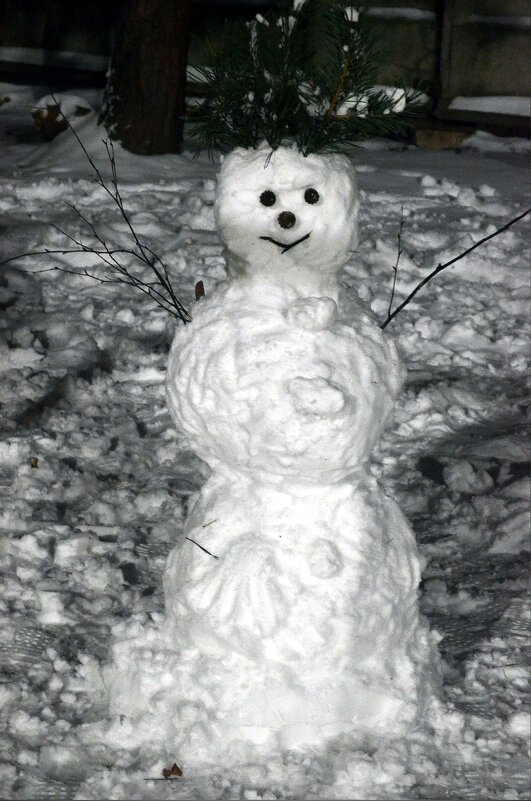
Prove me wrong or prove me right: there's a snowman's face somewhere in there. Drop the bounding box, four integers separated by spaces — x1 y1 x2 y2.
215 145 359 279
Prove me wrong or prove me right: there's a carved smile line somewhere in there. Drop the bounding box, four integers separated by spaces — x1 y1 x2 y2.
259 232 311 254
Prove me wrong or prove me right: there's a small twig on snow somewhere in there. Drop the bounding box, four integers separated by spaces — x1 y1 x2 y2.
381 207 531 330
185 536 219 559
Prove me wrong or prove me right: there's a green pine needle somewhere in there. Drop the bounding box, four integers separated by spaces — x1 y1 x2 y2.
188 2 428 156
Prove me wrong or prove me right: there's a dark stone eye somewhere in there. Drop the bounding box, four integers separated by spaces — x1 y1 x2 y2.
260 190 276 207
304 188 320 204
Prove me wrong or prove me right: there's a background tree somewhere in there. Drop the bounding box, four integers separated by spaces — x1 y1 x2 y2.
102 0 191 155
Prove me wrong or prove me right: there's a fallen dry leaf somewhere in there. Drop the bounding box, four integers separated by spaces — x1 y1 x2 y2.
162 762 183 779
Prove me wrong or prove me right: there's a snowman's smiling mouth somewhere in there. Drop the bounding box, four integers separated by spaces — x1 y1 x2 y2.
259 232 311 254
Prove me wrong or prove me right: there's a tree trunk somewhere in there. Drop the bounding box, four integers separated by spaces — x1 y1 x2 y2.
103 0 191 154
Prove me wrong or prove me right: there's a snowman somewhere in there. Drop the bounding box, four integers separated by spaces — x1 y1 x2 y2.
99 142 440 772
139 142 440 763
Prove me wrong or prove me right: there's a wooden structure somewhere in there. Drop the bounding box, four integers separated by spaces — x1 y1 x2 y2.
437 0 530 132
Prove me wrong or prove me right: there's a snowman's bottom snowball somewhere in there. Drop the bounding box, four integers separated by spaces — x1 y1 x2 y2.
101 476 441 766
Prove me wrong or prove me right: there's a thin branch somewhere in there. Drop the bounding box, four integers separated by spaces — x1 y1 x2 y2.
50 220 134 277
38 263 184 317
185 537 219 559
1 247 185 318
387 204 404 319
96 136 191 322
46 222 131 277
12 96 193 324
1 247 127 267
101 137 155 267
63 200 110 251
380 208 531 330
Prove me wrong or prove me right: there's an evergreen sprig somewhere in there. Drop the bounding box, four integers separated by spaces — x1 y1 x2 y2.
189 1 426 156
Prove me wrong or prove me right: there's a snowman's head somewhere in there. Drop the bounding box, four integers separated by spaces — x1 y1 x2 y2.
215 144 359 289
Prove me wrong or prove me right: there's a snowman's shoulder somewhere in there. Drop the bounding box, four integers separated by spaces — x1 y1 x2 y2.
335 287 406 388
168 280 291 365
169 281 235 338
337 286 381 330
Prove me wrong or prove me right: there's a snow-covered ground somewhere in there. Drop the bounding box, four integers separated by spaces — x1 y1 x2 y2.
0 85 529 800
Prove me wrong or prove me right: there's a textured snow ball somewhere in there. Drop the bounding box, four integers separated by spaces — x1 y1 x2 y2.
508 711 530 739
307 538 344 578
167 283 405 483
288 376 346 415
215 144 359 284
285 296 338 330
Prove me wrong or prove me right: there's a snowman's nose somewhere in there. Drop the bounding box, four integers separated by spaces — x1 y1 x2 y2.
278 211 296 229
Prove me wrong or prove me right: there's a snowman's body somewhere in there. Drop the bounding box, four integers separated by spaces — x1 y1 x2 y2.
164 281 435 755
161 145 436 759
103 145 437 765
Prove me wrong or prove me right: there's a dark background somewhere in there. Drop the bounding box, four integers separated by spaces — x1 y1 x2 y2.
0 0 529 141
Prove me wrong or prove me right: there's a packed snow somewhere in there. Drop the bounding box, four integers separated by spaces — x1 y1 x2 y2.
0 85 529 800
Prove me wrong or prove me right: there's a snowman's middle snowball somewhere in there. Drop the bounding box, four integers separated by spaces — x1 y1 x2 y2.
166 282 405 484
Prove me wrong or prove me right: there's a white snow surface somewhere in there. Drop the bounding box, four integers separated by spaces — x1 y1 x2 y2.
34 94 93 122
0 89 530 800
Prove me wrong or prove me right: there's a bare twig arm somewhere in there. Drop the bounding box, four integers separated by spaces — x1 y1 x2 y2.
2 100 192 324
380 208 531 330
